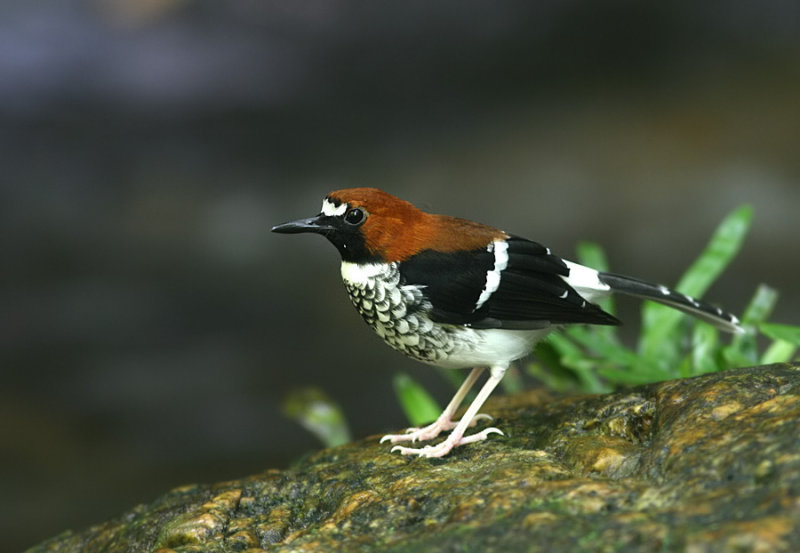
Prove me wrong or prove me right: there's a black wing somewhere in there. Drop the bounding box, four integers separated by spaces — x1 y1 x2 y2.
399 236 619 329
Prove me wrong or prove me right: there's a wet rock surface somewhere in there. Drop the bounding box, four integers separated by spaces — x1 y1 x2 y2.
28 364 800 553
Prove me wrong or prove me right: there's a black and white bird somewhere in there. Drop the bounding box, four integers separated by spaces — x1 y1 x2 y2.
272 188 742 458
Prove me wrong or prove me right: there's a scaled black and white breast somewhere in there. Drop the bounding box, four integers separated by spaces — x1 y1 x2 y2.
340 261 458 364
339 261 542 369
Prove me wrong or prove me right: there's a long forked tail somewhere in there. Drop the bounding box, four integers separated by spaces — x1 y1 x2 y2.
597 271 743 334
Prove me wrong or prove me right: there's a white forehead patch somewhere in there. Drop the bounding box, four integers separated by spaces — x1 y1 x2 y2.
322 198 347 216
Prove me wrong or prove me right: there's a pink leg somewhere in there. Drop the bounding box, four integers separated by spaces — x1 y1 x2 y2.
389 364 507 458
380 367 491 444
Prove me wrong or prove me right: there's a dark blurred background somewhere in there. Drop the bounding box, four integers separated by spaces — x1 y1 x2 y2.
3 1 799 550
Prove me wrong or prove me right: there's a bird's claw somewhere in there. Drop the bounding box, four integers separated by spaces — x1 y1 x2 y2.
388 427 504 458
379 412 493 445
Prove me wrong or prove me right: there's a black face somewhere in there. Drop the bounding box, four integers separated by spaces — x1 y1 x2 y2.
271 199 378 262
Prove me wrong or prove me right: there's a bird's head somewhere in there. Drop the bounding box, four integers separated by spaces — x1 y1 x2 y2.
272 188 504 263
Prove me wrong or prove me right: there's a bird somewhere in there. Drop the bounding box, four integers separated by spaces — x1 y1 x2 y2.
272 188 742 458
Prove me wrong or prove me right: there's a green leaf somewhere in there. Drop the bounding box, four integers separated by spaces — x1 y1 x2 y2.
721 346 756 369
526 341 583 392
523 206 798 395
690 322 720 376
393 373 442 426
761 340 797 364
640 205 752 365
677 354 693 379
596 361 674 386
675 205 753 296
759 323 800 346
545 332 587 361
527 362 578 393
282 388 352 448
530 338 609 393
742 284 779 326
565 326 635 365
723 284 778 366
560 356 612 393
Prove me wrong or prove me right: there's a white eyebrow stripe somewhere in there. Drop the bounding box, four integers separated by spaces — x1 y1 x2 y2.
322 198 347 216
474 240 509 311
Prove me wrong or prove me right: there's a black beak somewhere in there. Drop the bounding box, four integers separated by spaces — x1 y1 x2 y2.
271 215 334 234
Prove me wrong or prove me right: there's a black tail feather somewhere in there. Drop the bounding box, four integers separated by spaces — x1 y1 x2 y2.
598 272 743 334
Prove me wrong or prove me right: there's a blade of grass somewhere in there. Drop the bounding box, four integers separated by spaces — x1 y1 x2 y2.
723 284 778 366
690 323 720 376
560 355 612 393
741 285 779 325
674 205 752 296
761 340 797 364
676 354 693 379
596 360 675 386
639 302 685 371
565 326 637 366
759 323 800 346
393 373 442 426
282 388 352 448
527 362 580 392
640 205 752 364
538 334 610 392
526 341 584 392
546 331 587 358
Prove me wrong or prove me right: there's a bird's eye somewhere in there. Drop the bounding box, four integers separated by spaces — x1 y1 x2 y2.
344 207 367 226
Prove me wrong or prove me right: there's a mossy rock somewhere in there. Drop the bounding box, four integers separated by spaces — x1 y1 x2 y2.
29 363 800 553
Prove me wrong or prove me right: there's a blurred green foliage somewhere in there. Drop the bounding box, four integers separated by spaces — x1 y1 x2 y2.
529 205 798 393
282 388 351 448
392 373 442 427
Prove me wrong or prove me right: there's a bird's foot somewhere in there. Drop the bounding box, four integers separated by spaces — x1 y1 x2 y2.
390 426 504 458
379 413 493 444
